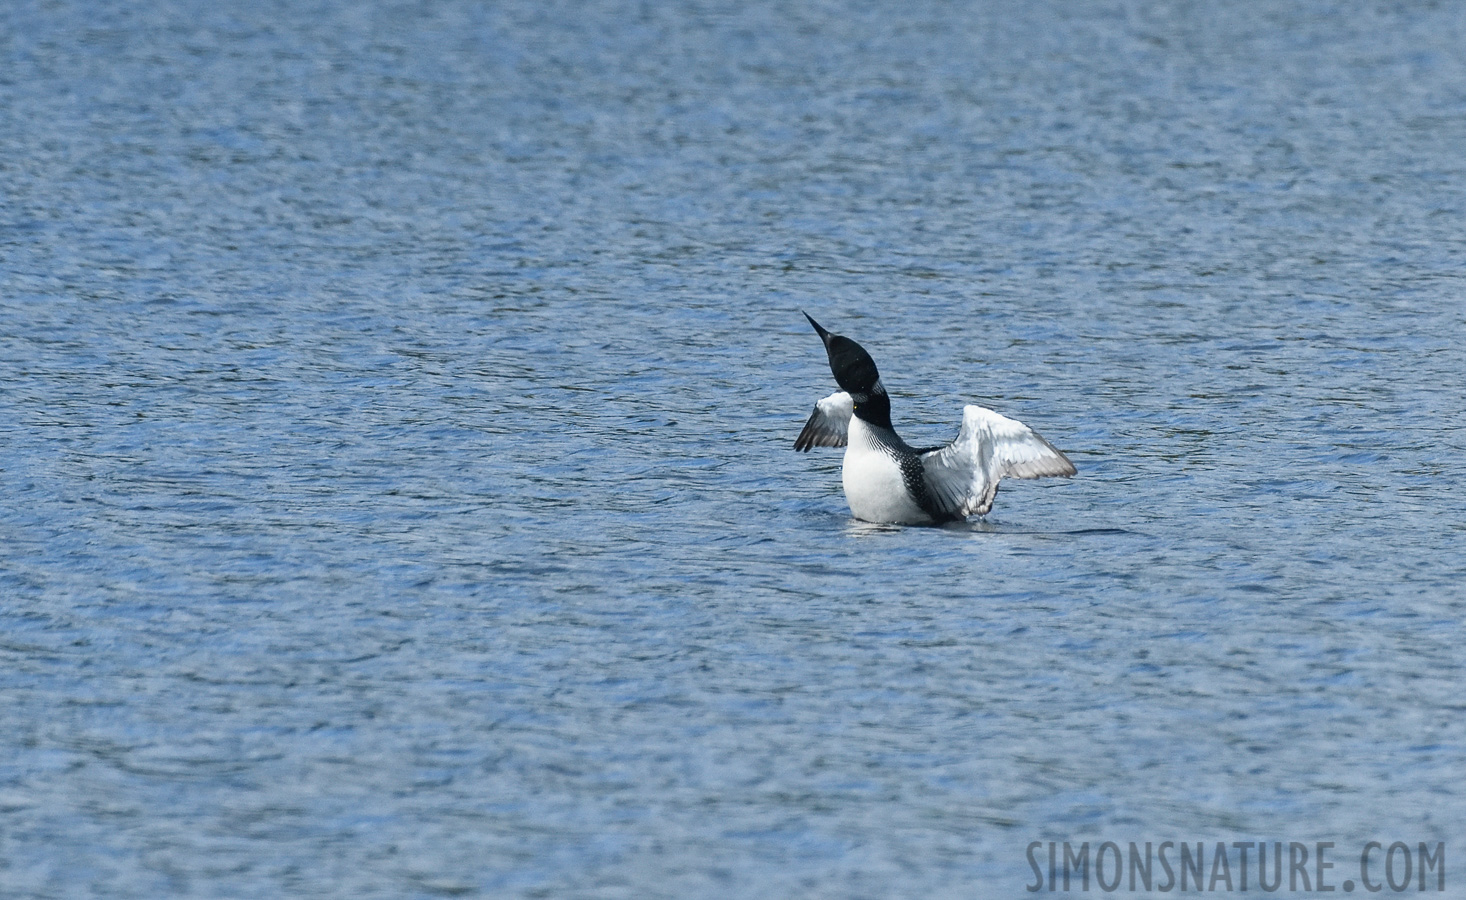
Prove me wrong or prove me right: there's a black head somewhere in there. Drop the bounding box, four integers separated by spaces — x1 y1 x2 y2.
803 312 892 427
804 312 883 396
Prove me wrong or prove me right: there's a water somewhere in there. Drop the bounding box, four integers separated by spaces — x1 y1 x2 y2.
3 1 1465 897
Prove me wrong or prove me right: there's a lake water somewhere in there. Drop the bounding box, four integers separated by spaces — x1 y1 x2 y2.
2 1 1464 897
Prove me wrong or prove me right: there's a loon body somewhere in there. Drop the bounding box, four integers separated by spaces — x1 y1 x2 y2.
794 313 1075 525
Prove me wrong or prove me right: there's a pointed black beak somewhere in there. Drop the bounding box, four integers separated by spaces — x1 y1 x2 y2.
803 311 833 347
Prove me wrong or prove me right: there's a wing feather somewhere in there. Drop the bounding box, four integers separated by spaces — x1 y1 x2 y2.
919 405 1075 518
793 391 853 452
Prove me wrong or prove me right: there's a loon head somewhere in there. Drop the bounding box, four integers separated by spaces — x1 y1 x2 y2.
804 312 886 404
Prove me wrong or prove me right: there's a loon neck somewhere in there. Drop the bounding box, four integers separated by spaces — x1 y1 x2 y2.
853 389 893 431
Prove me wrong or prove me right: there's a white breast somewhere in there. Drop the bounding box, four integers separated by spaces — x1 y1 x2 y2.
841 417 934 525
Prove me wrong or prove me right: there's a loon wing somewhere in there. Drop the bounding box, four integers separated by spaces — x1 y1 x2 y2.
919 405 1075 518
793 391 853 451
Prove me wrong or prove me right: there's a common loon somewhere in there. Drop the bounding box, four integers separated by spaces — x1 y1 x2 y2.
794 313 1075 525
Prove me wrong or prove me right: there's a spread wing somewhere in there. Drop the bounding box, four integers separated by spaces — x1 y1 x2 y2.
919 405 1076 518
793 391 853 451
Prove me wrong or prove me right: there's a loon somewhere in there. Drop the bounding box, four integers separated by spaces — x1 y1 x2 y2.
794 313 1076 525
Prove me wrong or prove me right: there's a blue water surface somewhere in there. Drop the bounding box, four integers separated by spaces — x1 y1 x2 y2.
2 1 1464 897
